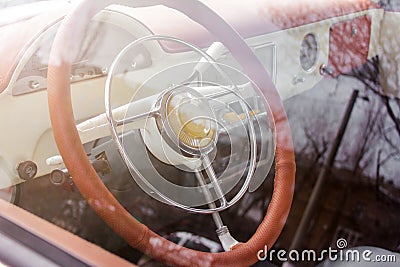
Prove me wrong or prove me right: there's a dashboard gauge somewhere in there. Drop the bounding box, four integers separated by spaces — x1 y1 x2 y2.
13 19 151 96
300 33 318 71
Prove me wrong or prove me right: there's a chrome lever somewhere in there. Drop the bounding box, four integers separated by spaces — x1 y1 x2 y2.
320 64 334 76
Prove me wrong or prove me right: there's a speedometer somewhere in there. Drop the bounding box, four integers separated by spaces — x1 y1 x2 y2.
13 18 151 96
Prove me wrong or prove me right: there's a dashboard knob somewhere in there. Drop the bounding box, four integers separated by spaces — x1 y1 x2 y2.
49 169 68 185
17 161 37 180
319 64 334 76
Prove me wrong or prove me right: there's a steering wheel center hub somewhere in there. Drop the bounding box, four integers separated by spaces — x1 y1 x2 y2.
158 86 217 155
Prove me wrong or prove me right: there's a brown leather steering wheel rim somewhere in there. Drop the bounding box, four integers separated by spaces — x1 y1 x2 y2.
47 1 296 266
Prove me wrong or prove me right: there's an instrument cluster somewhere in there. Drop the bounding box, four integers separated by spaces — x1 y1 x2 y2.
13 19 152 96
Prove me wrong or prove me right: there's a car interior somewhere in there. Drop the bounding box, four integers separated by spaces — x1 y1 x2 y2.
0 0 399 266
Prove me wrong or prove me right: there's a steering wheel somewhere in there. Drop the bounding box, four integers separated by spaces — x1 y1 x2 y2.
47 1 295 266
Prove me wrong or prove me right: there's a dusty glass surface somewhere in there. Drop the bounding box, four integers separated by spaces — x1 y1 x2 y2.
0 1 399 266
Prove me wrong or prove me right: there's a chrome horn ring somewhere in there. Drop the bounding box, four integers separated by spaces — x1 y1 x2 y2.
105 35 274 213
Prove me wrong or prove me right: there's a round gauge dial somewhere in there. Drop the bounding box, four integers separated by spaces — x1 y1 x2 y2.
300 33 318 71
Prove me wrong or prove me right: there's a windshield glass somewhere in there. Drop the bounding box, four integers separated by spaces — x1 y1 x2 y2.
0 1 399 266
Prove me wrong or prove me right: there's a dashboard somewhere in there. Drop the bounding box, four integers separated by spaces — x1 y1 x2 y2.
0 1 382 191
